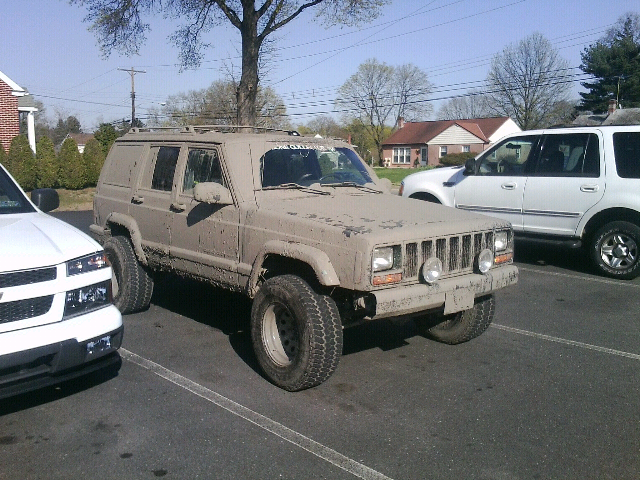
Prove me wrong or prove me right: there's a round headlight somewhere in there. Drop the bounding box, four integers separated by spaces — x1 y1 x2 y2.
477 248 494 273
422 257 443 284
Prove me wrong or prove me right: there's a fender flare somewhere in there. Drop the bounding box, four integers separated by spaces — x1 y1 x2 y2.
248 240 340 296
105 212 147 264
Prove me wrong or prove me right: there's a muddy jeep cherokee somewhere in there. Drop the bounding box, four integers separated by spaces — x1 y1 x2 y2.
92 126 518 391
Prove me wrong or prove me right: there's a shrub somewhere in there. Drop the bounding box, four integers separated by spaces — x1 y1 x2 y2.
439 152 476 167
36 136 58 188
58 138 84 190
8 135 37 190
83 138 105 186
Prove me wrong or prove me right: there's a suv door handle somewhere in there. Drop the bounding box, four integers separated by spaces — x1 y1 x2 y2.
131 195 144 204
501 182 516 190
580 184 600 193
171 202 186 212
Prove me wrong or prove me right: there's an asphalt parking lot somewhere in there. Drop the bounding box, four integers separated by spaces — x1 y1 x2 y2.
1 211 639 480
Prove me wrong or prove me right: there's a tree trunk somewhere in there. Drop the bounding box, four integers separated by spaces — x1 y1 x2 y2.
237 4 261 126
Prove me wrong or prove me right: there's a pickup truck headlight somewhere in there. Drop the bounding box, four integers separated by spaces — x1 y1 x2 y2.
67 252 108 276
372 246 396 272
63 280 112 319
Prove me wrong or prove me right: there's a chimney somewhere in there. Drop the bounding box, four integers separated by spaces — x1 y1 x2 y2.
398 117 405 129
608 99 617 114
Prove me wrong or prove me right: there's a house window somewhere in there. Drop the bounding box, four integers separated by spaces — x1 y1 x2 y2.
462 145 470 153
439 146 448 157
393 147 411 164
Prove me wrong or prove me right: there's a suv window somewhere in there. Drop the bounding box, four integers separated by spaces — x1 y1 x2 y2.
151 146 180 191
613 132 640 179
0 166 34 214
534 133 600 177
477 135 538 176
182 148 224 194
261 147 372 187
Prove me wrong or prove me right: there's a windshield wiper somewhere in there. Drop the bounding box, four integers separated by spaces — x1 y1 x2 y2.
260 183 330 195
320 181 383 193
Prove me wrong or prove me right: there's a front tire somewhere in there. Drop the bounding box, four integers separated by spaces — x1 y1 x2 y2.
416 295 495 344
103 235 154 314
250 275 343 391
590 221 640 280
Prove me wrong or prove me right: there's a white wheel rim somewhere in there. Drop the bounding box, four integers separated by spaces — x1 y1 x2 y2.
262 303 299 367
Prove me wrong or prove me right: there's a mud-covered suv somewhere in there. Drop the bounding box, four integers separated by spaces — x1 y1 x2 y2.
92 126 518 390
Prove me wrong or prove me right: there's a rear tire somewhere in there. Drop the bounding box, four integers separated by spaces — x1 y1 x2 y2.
103 235 154 314
416 295 495 344
251 275 343 391
590 221 640 280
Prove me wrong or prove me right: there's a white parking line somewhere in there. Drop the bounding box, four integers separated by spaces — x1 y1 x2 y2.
517 266 640 288
119 348 394 480
491 324 640 361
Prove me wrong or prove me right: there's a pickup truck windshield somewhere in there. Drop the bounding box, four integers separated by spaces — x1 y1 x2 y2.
261 147 372 188
0 166 34 214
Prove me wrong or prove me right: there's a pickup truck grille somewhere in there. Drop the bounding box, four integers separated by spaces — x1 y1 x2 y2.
0 267 57 288
404 231 496 279
0 296 55 324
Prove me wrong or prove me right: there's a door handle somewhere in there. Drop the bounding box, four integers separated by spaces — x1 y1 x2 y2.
501 182 516 190
580 184 600 193
131 195 144 204
171 202 186 212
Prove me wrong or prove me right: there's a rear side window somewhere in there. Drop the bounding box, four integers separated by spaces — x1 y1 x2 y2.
151 146 180 191
102 144 145 187
534 133 600 177
613 132 640 179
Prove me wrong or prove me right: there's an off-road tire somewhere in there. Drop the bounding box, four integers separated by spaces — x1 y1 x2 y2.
250 275 343 391
103 235 154 314
590 221 640 280
416 294 495 344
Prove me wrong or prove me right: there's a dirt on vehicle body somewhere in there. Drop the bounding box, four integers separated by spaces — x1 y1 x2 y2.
92 126 518 390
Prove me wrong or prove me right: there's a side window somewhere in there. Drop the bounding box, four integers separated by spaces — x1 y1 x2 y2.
477 135 538 176
182 148 224 195
151 146 180 191
534 133 600 177
613 132 640 179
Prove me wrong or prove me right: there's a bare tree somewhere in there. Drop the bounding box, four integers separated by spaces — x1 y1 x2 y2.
486 32 571 129
71 0 390 126
437 90 492 120
336 59 432 164
148 80 288 128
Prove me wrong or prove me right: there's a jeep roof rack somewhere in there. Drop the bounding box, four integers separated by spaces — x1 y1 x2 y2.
128 125 301 136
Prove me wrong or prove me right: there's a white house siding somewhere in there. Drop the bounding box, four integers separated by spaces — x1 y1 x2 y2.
487 118 521 144
431 124 484 145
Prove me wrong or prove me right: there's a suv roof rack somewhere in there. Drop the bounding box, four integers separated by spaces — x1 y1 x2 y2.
128 125 301 136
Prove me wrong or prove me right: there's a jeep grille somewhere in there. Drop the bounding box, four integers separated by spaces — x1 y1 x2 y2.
404 231 496 279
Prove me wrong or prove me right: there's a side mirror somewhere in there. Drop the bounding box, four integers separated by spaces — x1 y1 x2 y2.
193 182 233 205
464 158 477 176
31 188 60 212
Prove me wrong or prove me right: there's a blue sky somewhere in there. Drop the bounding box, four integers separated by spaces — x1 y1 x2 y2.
1 0 635 131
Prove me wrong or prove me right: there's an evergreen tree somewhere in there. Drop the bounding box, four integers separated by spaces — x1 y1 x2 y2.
58 138 85 190
82 138 105 186
36 136 58 188
7 135 37 190
94 123 119 156
580 13 640 112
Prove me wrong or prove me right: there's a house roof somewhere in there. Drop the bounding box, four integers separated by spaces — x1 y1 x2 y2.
0 70 26 95
382 117 512 146
572 108 640 126
64 133 95 146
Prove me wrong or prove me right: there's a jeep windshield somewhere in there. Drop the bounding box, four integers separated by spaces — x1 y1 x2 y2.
260 146 373 188
0 165 35 214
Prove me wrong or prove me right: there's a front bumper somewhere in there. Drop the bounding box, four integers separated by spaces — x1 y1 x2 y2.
370 264 518 319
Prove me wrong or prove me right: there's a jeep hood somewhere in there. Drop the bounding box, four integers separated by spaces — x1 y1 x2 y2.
258 191 506 240
0 212 101 272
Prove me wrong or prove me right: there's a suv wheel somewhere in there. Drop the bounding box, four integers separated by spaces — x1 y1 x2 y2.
104 235 154 314
416 295 495 344
591 221 640 280
250 275 343 391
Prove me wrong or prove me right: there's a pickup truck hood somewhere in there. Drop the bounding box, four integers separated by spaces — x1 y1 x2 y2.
0 212 100 273
258 191 506 241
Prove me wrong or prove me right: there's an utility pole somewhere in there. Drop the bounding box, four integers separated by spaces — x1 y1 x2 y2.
118 67 146 127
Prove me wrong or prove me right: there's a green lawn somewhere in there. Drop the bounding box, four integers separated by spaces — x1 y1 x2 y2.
373 167 432 185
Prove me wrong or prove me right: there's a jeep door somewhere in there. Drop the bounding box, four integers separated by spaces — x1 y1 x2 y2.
522 131 605 236
130 145 181 268
453 135 540 231
170 145 240 286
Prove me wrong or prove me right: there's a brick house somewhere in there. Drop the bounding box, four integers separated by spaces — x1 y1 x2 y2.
381 117 520 168
0 70 37 154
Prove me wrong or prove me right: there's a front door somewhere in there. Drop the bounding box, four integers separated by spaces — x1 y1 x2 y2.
170 145 240 287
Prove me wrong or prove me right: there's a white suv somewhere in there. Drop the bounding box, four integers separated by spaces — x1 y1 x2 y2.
400 126 640 279
0 163 123 399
